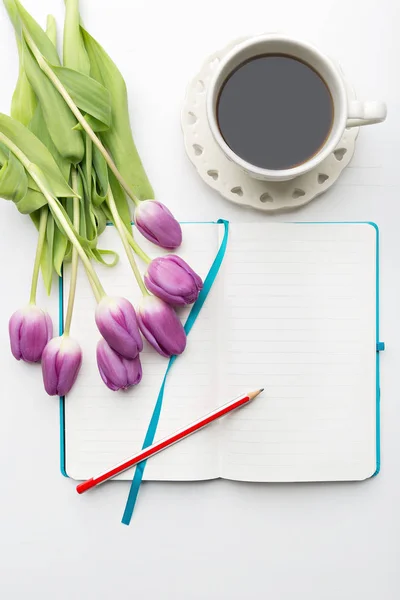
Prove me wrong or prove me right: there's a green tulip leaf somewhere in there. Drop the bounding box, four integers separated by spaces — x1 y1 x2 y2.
92 144 109 196
48 196 91 251
51 65 112 129
3 0 37 126
63 0 91 76
90 145 108 208
76 166 97 246
0 113 76 199
19 40 84 164
108 171 132 232
0 150 28 202
0 144 47 213
0 143 8 164
81 27 154 200
91 179 107 208
46 14 57 48
90 247 119 267
3 0 21 32
29 207 41 229
5 2 84 163
53 216 70 277
72 115 109 133
16 188 47 214
10 68 37 127
28 104 70 182
30 208 55 295
92 205 108 236
12 0 61 65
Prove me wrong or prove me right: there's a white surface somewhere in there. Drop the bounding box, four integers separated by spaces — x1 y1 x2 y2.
0 0 398 598
182 37 360 211
66 222 377 483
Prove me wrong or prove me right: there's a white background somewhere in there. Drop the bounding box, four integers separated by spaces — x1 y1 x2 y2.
0 0 398 598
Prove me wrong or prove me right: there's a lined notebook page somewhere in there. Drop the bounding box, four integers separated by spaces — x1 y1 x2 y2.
219 223 377 482
64 223 223 481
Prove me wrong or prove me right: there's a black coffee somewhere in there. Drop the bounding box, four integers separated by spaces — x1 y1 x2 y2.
217 54 333 170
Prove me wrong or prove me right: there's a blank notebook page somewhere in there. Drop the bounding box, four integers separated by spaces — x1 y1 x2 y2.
64 223 222 481
218 223 377 482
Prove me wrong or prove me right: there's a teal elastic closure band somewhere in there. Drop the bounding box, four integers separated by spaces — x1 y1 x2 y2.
121 219 229 525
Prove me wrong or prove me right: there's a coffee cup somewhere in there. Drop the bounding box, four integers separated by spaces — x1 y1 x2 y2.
206 34 387 182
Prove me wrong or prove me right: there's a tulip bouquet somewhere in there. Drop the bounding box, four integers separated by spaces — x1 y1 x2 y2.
2 0 203 395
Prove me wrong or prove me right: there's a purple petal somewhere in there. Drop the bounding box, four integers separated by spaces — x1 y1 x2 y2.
98 368 120 391
45 312 53 343
145 255 203 306
20 315 48 362
97 339 127 389
137 310 168 357
96 339 142 391
10 306 50 363
112 298 143 352
135 222 158 246
95 297 142 359
9 309 23 360
42 336 82 396
98 359 121 391
125 355 142 386
135 201 182 250
138 296 186 357
55 339 82 396
144 276 181 306
42 339 60 395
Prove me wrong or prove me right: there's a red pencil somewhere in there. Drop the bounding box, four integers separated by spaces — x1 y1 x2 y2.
76 388 264 494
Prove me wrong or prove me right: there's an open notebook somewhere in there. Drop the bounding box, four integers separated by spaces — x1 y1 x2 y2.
61 222 382 483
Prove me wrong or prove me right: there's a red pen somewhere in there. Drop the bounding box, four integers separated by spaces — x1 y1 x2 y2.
76 388 264 494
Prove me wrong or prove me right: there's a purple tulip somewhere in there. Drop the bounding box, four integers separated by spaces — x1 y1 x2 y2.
134 200 182 250
144 255 203 306
96 338 142 391
42 336 82 396
9 305 53 363
95 296 143 360
137 295 186 357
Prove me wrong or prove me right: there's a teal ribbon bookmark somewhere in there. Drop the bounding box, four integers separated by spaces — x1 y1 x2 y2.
121 219 229 525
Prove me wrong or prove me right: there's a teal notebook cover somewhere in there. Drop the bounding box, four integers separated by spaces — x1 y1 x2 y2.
58 221 384 482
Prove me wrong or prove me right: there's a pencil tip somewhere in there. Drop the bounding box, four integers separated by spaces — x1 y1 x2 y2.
248 388 264 400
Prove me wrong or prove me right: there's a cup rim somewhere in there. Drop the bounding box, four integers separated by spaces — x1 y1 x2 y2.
206 33 348 180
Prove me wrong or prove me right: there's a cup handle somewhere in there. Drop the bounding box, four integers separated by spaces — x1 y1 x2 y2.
346 100 387 128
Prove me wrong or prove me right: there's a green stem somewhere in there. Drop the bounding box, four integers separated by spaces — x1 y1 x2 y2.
85 268 102 303
29 206 48 304
107 186 149 296
85 135 92 206
23 28 140 207
0 132 106 301
122 223 151 264
64 169 80 336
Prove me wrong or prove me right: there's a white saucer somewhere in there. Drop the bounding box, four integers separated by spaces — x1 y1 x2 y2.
181 37 359 213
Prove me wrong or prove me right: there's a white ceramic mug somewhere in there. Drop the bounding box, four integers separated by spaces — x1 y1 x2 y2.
206 34 387 182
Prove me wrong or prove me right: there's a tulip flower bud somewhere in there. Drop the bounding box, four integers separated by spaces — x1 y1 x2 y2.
42 335 82 396
95 296 143 360
9 305 53 363
96 338 142 391
134 200 182 250
137 295 186 357
144 255 203 306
